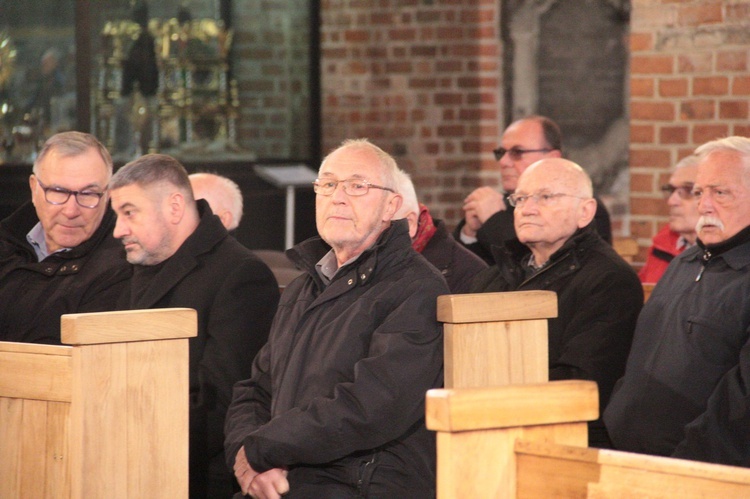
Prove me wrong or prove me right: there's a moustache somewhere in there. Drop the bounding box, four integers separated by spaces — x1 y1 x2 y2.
696 216 725 233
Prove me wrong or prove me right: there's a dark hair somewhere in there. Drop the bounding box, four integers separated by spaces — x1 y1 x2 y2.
34 131 113 177
524 115 563 153
110 153 194 201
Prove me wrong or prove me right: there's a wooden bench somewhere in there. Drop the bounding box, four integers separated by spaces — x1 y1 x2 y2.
429 291 750 498
0 308 196 499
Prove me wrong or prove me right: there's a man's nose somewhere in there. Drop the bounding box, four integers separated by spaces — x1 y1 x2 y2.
60 195 82 216
113 216 128 238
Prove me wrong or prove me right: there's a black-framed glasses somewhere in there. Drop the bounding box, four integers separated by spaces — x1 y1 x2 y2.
508 191 586 207
312 178 395 197
35 177 106 208
660 183 694 200
493 146 553 161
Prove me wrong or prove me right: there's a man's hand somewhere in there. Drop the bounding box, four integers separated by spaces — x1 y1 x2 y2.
462 187 507 226
246 468 290 499
234 446 290 498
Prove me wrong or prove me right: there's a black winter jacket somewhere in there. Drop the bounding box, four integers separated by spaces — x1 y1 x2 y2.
421 219 487 293
0 201 131 344
470 226 642 447
224 220 447 498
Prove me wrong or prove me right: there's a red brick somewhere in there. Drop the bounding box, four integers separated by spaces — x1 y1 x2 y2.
734 125 750 137
678 3 723 26
437 125 466 137
680 100 715 120
388 28 417 41
630 149 672 168
629 32 654 52
631 220 656 240
631 102 676 121
631 124 655 143
344 30 370 43
631 78 655 97
631 197 669 216
727 5 750 19
631 172 656 193
693 76 729 96
678 53 713 73
717 51 748 72
659 78 689 97
434 93 463 105
733 76 750 95
660 126 689 144
720 101 749 119
693 124 730 144
631 55 674 75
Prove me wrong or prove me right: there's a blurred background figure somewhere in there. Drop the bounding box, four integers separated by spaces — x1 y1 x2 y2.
189 172 243 231
395 169 486 293
639 155 700 284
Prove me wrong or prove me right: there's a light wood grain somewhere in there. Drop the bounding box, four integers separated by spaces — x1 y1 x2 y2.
0 348 72 401
437 291 557 323
61 307 197 345
516 440 750 498
426 380 599 432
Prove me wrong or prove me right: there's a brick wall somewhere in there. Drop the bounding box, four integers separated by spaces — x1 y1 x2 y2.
320 0 503 224
233 0 311 159
629 0 750 260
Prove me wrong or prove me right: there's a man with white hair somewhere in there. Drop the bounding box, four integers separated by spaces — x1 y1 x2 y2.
605 136 750 467
394 169 486 293
224 139 447 498
471 157 642 449
639 154 700 284
189 172 244 231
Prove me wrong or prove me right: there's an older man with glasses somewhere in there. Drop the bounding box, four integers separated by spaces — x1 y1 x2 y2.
639 154 700 284
225 138 448 499
455 115 612 264
470 157 642 449
0 131 131 344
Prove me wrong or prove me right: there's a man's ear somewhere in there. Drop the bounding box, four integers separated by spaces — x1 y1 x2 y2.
383 193 403 222
167 191 186 224
577 197 597 228
550 149 563 159
218 210 233 230
406 211 419 238
28 175 36 201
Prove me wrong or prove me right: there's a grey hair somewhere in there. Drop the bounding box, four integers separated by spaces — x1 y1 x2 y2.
674 154 700 170
320 138 400 191
394 169 419 218
110 153 194 202
189 172 244 229
34 131 113 177
694 136 750 184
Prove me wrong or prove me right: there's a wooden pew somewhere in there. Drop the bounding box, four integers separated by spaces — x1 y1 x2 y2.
429 292 750 498
438 291 557 389
0 308 196 499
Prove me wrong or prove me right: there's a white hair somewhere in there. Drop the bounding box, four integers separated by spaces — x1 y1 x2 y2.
394 169 419 219
189 173 244 230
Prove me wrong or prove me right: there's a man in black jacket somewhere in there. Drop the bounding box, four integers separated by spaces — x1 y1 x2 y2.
225 139 448 498
0 131 130 344
394 168 486 293
455 115 612 263
470 157 642 448
108 154 279 499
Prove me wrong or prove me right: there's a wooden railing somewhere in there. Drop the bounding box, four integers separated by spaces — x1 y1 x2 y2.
428 291 750 498
0 308 197 499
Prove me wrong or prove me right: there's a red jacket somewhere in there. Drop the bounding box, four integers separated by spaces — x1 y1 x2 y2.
639 226 688 284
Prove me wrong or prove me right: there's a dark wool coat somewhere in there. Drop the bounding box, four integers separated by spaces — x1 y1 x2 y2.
470 225 642 448
121 200 279 499
224 220 447 498
0 201 131 344
421 219 487 294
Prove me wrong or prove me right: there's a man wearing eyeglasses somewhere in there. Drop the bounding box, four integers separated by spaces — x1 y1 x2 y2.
455 115 612 264
0 131 131 344
470 157 642 449
639 155 700 284
605 136 750 467
225 139 447 499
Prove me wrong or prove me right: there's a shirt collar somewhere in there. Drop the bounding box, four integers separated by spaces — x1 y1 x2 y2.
26 222 71 262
